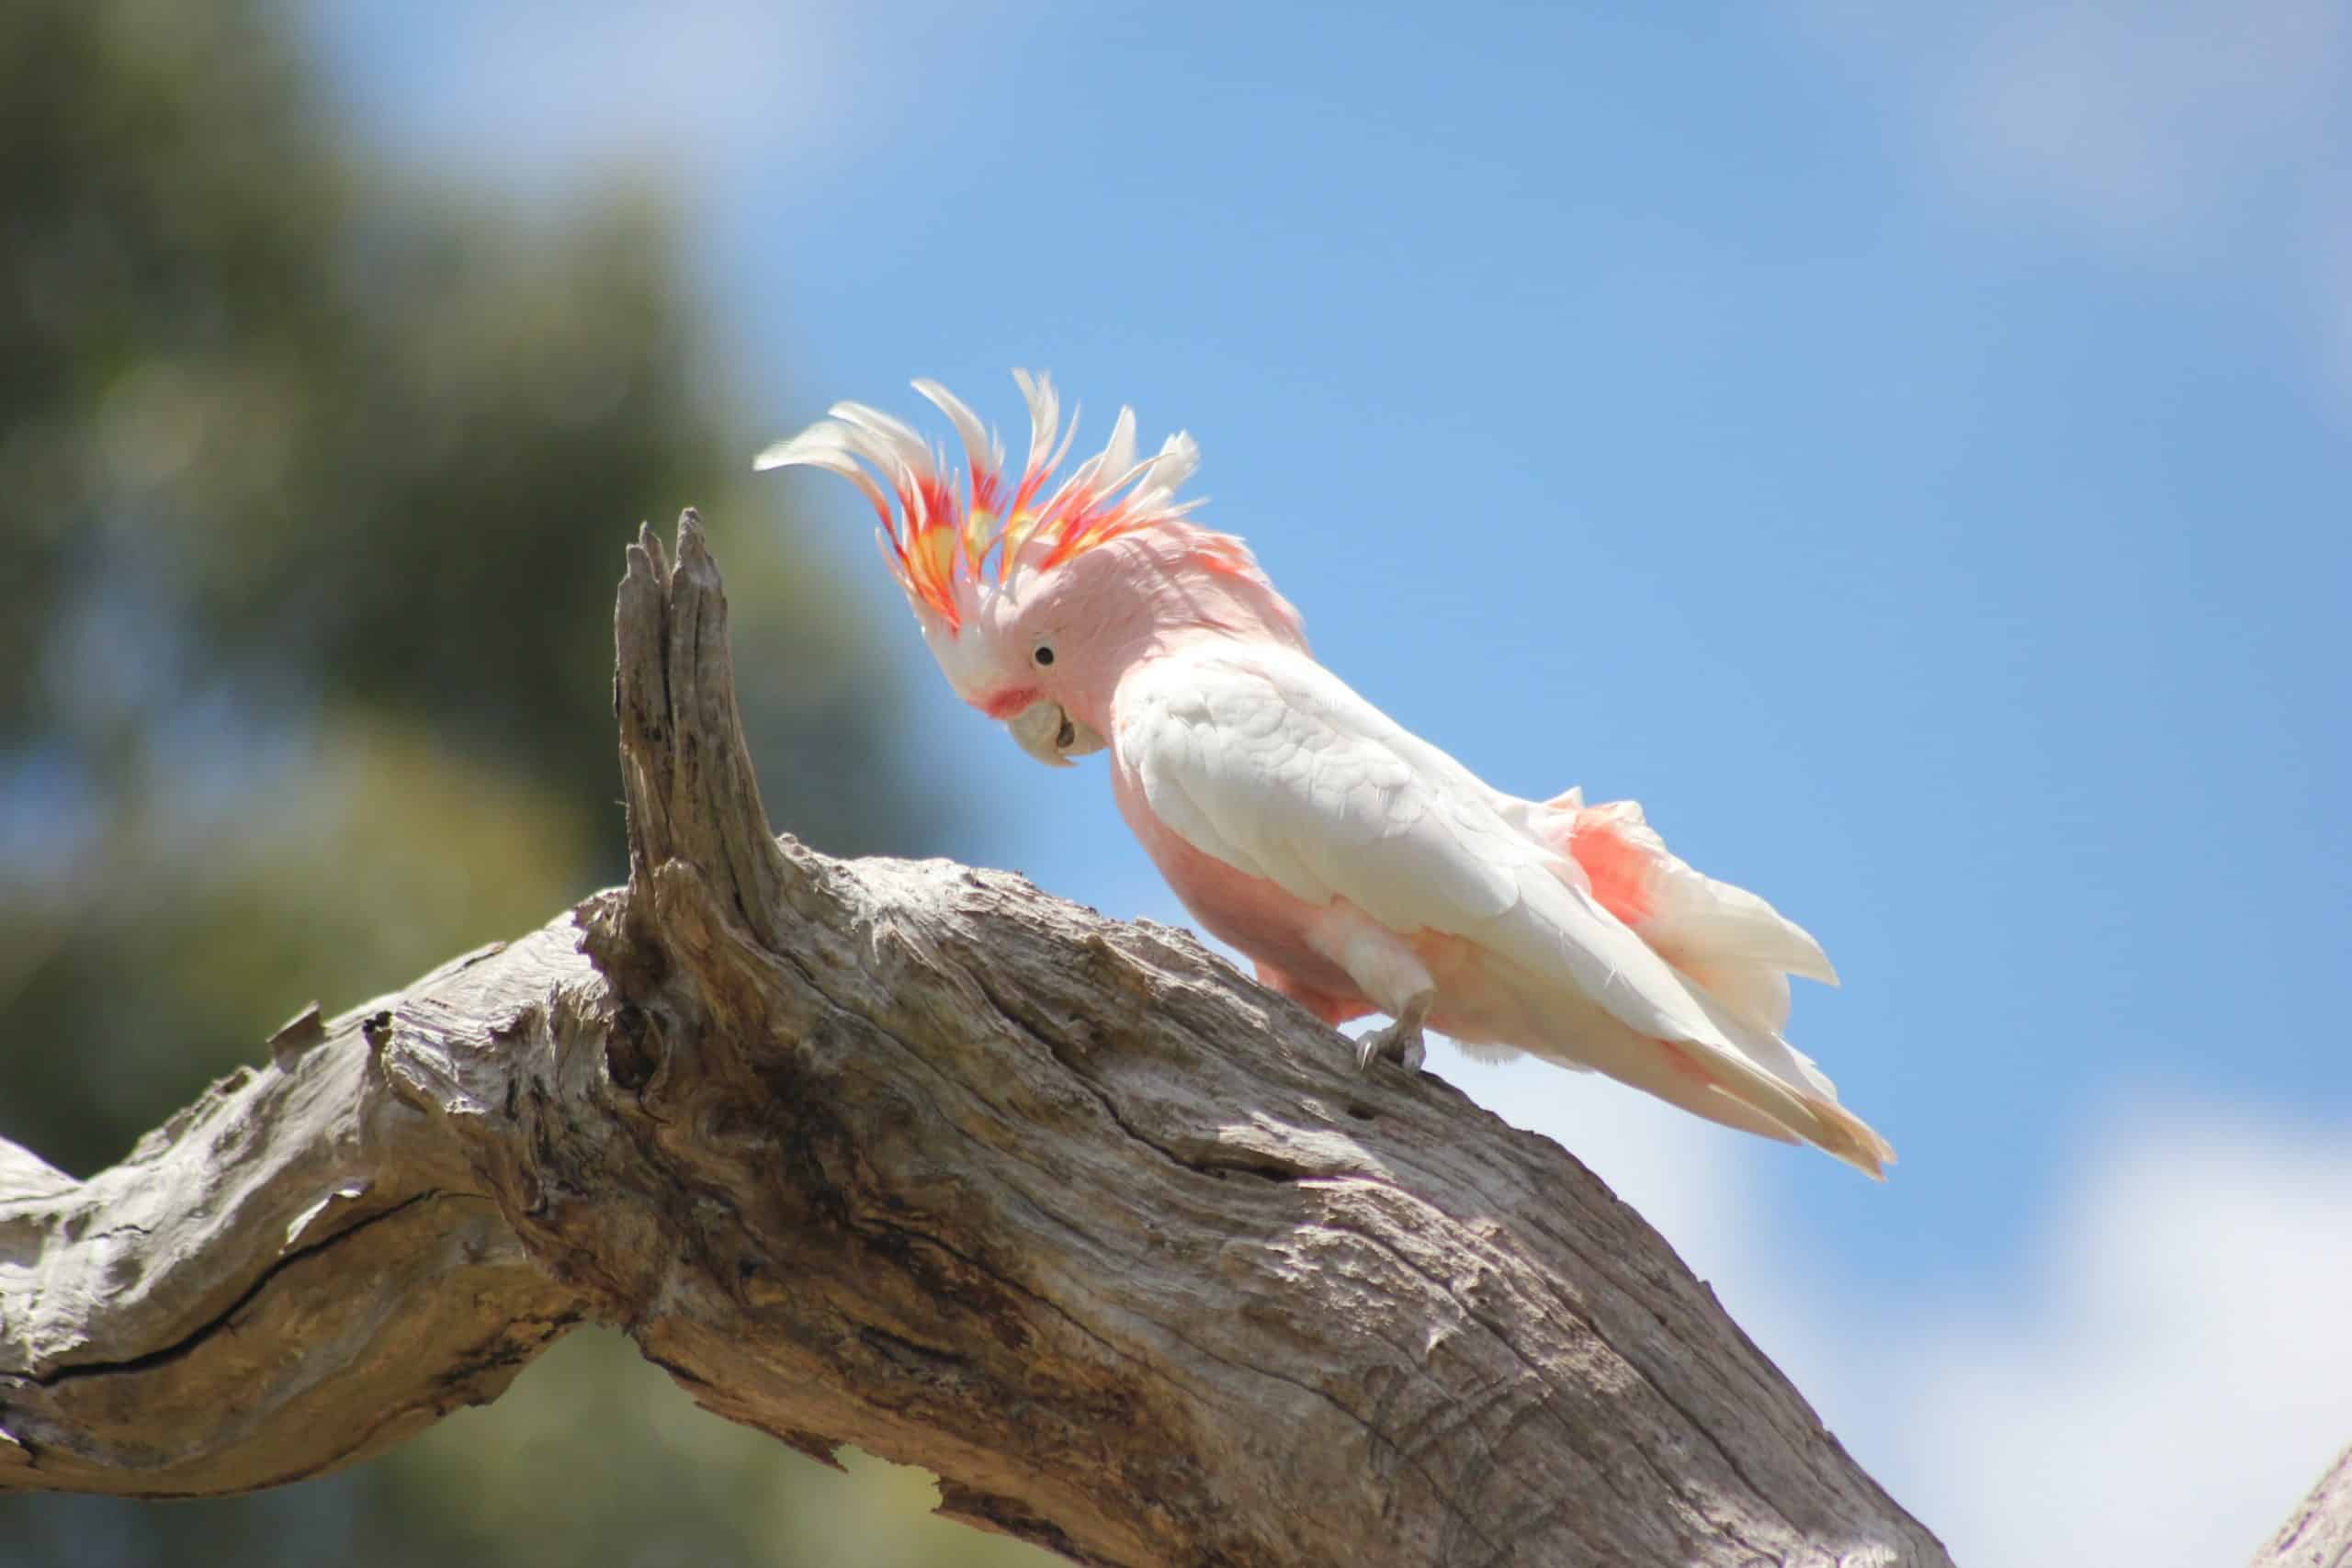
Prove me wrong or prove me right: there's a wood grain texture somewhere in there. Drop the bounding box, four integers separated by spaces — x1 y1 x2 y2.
0 511 1965 1565
2257 1445 2352 1568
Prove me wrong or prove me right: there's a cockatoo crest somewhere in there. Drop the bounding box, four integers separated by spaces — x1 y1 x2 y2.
756 370 1257 639
758 367 1891 1176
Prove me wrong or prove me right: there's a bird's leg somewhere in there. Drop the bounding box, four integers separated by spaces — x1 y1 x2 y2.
1306 908 1438 1075
1355 991 1432 1074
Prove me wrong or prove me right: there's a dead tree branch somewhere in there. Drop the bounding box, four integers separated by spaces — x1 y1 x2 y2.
2256 1443 2352 1568
1 512 1962 1566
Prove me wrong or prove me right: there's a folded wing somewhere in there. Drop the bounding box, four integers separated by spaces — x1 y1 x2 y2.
1119 645 1892 1176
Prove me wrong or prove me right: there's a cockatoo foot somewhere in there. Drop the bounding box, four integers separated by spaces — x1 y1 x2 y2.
1353 993 1431 1074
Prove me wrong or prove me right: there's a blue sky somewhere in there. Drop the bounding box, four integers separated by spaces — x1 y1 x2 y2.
312 3 2351 1562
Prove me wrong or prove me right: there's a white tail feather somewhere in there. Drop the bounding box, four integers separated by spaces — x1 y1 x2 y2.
1498 787 1891 1174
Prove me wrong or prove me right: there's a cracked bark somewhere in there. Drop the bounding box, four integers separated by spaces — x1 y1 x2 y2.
0 510 1969 1565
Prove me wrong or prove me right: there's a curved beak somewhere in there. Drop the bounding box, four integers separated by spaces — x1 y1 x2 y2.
1006 699 1106 768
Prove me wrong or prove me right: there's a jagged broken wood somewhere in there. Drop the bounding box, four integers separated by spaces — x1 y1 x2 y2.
0 512 1962 1565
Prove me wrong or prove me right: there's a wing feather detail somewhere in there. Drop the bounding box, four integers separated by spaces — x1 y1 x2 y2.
1116 643 1892 1176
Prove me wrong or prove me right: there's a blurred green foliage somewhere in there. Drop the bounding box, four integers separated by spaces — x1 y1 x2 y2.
0 4 1046 1564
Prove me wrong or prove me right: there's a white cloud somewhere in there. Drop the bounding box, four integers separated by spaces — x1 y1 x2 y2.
1930 0 2346 243
1357 996 2352 1568
1471 1075 2352 1567
1569 1083 2352 1568
308 0 1004 198
1805 0 2347 240
1880 1105 2352 1568
1803 0 2352 412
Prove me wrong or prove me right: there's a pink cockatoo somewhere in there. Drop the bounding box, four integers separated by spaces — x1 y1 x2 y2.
758 372 1894 1177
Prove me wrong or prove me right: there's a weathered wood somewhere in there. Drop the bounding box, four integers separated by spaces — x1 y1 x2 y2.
2257 1444 2352 1568
0 940 586 1496
1 510 1961 1565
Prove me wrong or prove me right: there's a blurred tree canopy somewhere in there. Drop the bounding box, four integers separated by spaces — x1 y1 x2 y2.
0 4 1041 1565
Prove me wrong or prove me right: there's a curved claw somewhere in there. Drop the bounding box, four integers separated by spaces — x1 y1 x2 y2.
1351 995 1431 1074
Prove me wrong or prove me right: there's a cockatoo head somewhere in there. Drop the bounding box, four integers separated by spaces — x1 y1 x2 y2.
757 370 1305 766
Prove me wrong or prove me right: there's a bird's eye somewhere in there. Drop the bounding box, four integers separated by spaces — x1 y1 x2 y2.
1034 645 1055 667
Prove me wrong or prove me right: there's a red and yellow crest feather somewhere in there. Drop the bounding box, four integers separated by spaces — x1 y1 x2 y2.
756 370 1216 633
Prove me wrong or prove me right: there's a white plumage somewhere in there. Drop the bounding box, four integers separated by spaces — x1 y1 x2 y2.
1116 641 1892 1176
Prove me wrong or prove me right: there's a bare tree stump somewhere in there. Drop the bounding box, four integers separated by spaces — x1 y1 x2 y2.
0 511 1969 1565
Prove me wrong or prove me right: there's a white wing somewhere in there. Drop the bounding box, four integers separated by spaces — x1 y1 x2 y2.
1119 645 1519 922
1117 643 1892 1174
